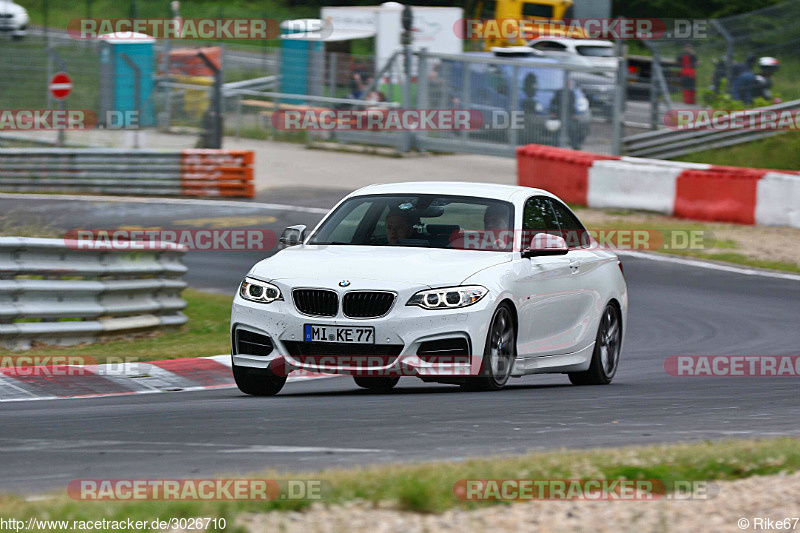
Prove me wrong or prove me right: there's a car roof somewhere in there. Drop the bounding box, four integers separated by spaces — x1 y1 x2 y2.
530 38 614 47
349 182 555 202
461 52 560 64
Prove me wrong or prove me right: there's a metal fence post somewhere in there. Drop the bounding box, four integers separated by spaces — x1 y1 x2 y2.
509 65 519 147
119 53 142 149
328 52 337 98
612 55 627 155
711 20 735 90
47 50 67 147
558 72 569 148
197 50 223 149
235 94 242 140
460 58 470 142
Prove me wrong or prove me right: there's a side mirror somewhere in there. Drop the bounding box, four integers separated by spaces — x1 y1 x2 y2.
279 225 306 248
522 233 569 258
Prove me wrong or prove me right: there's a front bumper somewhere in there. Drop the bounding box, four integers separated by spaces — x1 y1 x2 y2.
230 279 496 378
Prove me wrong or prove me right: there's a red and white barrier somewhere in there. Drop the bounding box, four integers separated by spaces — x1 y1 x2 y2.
517 145 800 228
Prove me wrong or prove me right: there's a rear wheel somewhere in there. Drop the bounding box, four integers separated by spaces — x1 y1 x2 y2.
353 376 400 392
461 304 516 392
232 362 286 396
569 303 621 385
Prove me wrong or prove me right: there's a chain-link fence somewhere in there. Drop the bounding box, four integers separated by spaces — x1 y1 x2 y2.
639 0 800 123
0 30 281 147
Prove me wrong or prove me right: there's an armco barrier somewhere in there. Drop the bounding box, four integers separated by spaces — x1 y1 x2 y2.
0 237 188 350
0 148 254 197
517 144 800 228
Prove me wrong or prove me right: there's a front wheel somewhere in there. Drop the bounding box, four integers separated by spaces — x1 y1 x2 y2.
232 362 286 396
461 304 516 392
569 303 621 385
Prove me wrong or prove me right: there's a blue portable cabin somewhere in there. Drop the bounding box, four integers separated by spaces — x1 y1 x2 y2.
98 32 156 127
280 19 325 104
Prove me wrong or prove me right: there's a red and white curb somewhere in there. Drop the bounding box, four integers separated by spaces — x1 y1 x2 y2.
0 355 334 403
517 145 800 227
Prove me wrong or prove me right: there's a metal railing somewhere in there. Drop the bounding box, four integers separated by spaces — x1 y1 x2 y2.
0 237 188 351
0 148 255 197
622 98 800 158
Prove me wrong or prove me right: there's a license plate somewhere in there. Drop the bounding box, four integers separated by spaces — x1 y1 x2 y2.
304 325 374 344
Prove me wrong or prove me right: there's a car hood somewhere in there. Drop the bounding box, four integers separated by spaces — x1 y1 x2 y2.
0 2 27 16
250 245 512 287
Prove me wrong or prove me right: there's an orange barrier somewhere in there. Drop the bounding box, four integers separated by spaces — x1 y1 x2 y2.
180 149 255 198
674 170 760 224
516 145 619 205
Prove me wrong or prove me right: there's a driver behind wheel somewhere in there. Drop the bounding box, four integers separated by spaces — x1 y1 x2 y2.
386 211 419 245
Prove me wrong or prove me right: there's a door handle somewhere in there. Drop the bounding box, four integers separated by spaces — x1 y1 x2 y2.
569 260 581 273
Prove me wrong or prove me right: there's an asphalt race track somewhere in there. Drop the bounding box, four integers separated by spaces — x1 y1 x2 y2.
1 193 799 494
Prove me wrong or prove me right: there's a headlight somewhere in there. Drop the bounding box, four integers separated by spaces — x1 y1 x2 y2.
240 277 282 304
545 119 561 132
406 285 488 310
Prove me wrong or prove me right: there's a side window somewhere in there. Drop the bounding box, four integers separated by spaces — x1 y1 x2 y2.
533 41 567 52
548 199 589 248
522 4 554 18
522 196 559 245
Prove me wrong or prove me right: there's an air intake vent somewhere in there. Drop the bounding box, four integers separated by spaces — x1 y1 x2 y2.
342 291 396 318
293 289 338 317
416 338 470 363
235 329 273 356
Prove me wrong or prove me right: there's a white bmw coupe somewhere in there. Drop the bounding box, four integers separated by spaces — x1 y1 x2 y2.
230 182 627 395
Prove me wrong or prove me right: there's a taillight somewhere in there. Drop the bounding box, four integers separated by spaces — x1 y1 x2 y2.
618 260 625 277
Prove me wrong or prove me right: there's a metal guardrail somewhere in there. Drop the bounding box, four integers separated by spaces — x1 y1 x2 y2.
0 237 188 351
622 99 800 159
0 148 255 197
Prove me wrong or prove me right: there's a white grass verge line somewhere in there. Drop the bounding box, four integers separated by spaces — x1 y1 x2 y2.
0 193 330 215
0 355 337 403
617 250 800 281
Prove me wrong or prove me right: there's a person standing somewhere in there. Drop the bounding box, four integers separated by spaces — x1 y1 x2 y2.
677 43 698 104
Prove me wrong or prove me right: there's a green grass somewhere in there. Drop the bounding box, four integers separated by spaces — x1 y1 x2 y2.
664 250 800 273
672 132 800 171
1 437 798 530
0 289 232 363
578 213 800 273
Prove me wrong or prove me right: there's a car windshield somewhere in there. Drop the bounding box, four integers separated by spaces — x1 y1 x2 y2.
308 194 515 251
576 45 614 58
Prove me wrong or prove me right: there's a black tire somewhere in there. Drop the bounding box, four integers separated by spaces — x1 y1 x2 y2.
353 376 400 392
569 303 622 386
232 363 286 396
461 304 516 392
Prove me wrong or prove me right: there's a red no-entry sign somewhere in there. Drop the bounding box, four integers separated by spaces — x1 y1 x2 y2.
49 72 73 100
